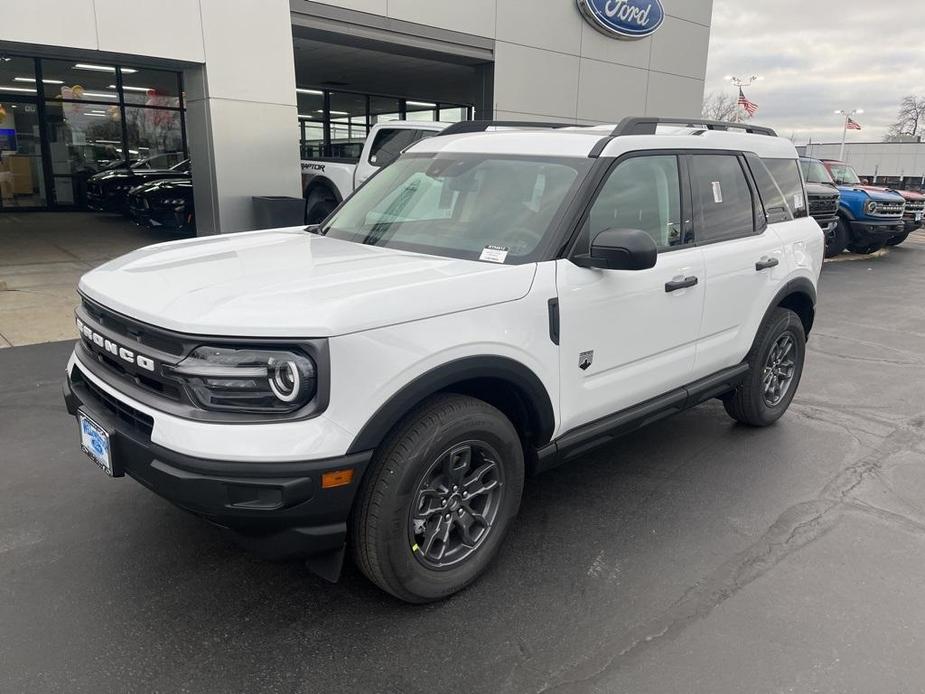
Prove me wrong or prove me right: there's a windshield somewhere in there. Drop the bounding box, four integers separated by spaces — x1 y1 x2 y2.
800 159 835 185
321 154 591 263
825 162 860 185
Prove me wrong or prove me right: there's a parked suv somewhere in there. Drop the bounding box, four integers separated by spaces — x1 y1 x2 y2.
820 159 907 255
64 118 823 602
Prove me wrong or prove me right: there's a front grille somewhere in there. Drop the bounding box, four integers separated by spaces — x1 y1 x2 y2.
77 299 188 404
72 365 154 439
871 202 905 218
809 197 838 216
904 201 924 215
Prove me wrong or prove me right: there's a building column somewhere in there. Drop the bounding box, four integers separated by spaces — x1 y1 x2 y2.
185 0 301 235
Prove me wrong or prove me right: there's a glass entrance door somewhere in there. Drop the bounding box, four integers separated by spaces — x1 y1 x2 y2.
0 97 49 209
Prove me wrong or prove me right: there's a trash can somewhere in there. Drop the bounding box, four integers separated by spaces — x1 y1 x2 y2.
252 196 307 228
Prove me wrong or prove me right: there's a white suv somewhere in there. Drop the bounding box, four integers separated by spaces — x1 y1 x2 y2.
64 117 824 603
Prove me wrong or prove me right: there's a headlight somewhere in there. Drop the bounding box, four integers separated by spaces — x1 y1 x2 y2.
864 199 877 214
166 346 316 413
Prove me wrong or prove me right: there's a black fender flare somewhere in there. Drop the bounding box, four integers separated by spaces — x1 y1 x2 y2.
761 277 817 338
346 356 556 454
303 177 343 204
837 206 856 222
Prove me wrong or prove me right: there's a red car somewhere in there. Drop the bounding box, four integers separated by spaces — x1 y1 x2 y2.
822 159 924 247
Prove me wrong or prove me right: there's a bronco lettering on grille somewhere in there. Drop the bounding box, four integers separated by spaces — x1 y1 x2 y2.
76 317 156 372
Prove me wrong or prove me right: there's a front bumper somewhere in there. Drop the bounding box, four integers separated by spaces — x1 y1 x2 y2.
63 363 372 559
86 188 126 213
903 217 923 233
849 218 906 242
812 217 838 233
129 202 193 232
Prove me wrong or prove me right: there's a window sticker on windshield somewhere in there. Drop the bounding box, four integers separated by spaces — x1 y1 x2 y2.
793 194 805 211
711 181 723 204
480 245 509 263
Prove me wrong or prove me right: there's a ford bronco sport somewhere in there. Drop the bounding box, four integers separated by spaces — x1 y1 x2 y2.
64 117 823 603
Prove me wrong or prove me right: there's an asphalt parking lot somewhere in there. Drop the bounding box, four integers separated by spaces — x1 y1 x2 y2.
3 234 925 694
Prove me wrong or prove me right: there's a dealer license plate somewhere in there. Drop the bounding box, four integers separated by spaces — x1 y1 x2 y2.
915 212 922 222
79 412 113 476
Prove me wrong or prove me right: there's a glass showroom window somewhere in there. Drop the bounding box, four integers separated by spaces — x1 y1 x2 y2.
124 107 185 166
0 56 188 210
405 100 437 122
329 91 368 159
370 96 401 125
0 57 47 208
297 89 324 159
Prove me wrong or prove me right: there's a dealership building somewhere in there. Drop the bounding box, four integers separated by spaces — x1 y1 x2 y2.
0 0 713 235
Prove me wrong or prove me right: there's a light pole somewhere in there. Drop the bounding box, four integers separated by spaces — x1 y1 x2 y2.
835 108 863 161
725 74 762 123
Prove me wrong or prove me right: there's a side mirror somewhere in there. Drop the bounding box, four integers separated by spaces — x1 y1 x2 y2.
573 228 657 271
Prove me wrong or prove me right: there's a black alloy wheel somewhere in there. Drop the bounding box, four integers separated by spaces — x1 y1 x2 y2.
408 441 505 569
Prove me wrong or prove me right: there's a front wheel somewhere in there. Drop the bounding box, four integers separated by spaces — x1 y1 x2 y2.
886 232 910 247
723 308 806 427
351 394 524 603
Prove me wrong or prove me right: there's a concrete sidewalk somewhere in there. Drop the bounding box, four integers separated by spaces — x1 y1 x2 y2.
0 212 153 347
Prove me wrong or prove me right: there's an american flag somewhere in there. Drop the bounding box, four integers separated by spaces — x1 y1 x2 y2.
737 88 759 117
846 117 862 131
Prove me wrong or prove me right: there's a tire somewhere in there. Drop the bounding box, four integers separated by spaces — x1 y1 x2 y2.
351 393 525 603
886 232 910 247
723 308 806 427
847 241 885 255
305 188 338 225
824 219 849 258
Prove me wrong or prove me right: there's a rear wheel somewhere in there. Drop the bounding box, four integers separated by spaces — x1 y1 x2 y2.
847 241 886 255
304 187 339 225
824 219 849 258
886 232 910 247
723 308 806 427
351 394 524 603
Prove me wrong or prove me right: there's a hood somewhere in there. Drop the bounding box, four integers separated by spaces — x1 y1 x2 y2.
131 178 192 195
838 185 906 203
78 229 537 337
858 185 925 202
804 181 839 198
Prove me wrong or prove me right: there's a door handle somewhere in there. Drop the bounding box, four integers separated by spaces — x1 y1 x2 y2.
755 257 780 271
665 276 699 293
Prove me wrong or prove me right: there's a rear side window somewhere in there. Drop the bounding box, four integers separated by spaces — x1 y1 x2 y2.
689 154 756 243
368 129 435 168
763 158 808 219
746 155 792 225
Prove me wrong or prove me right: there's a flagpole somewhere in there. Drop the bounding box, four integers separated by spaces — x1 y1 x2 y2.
835 108 863 161
726 74 761 123
839 114 848 161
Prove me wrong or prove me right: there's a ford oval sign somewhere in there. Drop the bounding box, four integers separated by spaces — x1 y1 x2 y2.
577 0 665 40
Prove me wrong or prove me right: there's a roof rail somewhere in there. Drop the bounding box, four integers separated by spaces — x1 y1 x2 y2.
611 116 777 137
439 120 577 136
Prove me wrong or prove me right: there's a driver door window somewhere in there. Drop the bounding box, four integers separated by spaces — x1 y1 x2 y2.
583 155 686 252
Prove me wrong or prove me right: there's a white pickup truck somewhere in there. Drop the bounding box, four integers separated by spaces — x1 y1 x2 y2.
301 121 449 224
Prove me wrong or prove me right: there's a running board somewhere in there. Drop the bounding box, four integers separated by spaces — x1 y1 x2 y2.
532 363 749 474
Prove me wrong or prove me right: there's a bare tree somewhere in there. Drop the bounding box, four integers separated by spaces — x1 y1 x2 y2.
888 96 925 139
702 91 738 122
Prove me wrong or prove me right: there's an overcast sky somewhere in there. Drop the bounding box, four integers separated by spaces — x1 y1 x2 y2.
705 0 925 144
